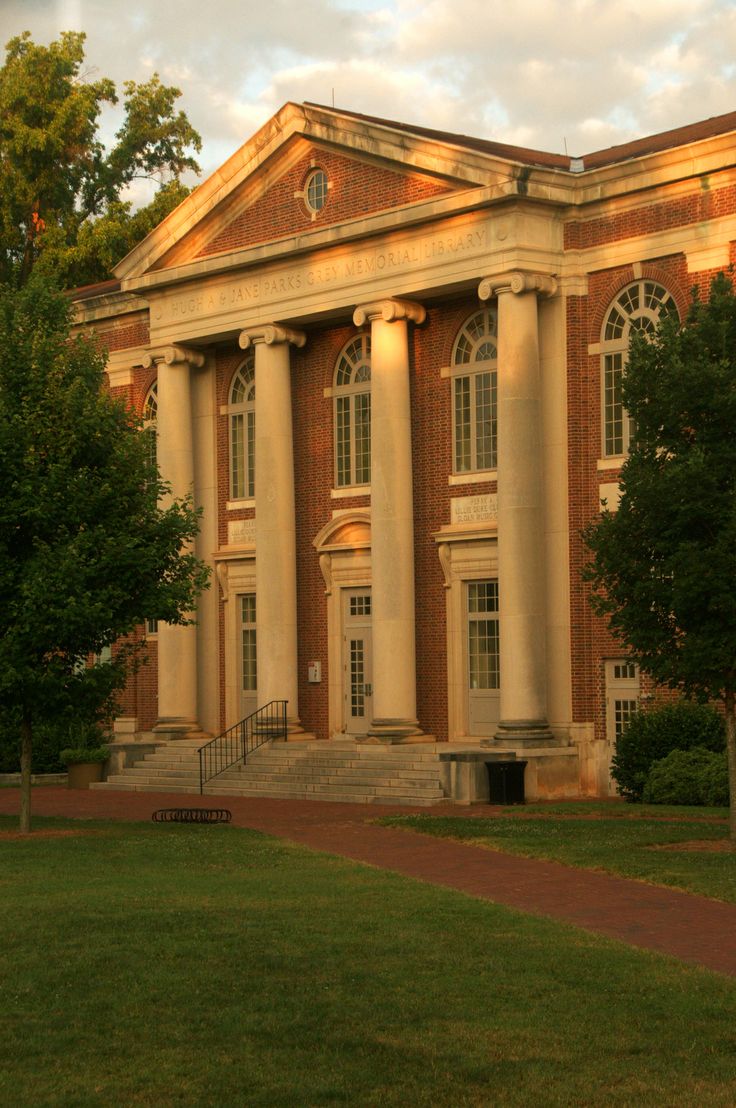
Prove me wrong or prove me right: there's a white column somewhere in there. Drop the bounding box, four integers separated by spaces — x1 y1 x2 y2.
144 345 205 738
239 324 305 731
479 273 556 743
353 298 425 740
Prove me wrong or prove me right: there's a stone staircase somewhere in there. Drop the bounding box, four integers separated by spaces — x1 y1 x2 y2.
92 738 451 806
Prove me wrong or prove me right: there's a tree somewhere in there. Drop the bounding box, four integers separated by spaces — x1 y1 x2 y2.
584 271 736 841
0 31 201 288
0 276 210 831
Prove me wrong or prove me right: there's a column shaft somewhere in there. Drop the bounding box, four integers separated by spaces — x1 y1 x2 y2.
353 301 424 738
494 286 551 740
241 328 303 729
154 350 199 735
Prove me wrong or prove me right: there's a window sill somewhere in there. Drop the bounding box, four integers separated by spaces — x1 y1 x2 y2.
448 470 497 486
226 498 255 511
331 485 371 499
597 456 626 472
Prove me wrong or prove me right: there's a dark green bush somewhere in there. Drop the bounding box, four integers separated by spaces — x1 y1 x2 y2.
0 716 66 774
698 754 731 807
642 747 729 806
611 701 725 801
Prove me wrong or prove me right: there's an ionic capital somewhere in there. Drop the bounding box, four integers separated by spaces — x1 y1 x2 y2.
238 324 306 350
478 272 558 301
142 344 206 370
353 298 426 328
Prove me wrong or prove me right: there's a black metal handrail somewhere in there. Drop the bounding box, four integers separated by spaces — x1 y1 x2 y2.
198 700 288 794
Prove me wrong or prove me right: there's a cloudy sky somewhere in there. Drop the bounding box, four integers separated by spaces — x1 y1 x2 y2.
2 0 736 192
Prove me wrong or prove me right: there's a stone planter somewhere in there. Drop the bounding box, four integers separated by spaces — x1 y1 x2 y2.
66 762 105 789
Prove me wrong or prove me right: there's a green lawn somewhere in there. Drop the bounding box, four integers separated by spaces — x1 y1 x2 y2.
1 816 736 1106
379 808 735 903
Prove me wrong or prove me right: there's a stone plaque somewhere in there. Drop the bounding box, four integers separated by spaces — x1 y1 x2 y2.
450 494 497 526
228 518 256 546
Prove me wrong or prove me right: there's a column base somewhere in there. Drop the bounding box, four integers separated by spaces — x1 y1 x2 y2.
364 718 424 744
486 720 555 747
152 718 208 742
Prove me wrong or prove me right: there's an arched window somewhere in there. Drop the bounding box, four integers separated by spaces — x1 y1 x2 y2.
451 308 497 473
143 381 157 473
334 334 371 487
229 354 255 499
601 280 678 457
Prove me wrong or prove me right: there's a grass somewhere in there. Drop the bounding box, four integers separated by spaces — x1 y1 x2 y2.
514 800 730 821
379 807 736 903
1 816 736 1106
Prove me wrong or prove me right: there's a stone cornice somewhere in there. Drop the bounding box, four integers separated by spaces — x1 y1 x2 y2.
238 324 307 349
478 271 558 300
142 344 206 370
353 298 426 327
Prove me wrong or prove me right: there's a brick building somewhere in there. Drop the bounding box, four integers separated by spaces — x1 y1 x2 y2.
77 102 736 800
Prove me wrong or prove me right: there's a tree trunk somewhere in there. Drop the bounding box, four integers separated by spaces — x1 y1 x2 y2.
19 710 32 834
724 689 736 844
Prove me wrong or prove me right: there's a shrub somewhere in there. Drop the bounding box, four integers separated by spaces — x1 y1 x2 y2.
611 701 725 801
643 747 729 806
0 715 66 774
698 754 731 807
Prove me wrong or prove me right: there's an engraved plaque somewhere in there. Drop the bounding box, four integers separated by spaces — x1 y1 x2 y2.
450 494 497 526
228 518 256 546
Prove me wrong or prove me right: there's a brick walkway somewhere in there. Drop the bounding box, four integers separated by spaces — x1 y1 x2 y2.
2 787 736 978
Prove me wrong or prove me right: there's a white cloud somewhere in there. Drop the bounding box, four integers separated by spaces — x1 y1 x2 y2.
1 0 736 184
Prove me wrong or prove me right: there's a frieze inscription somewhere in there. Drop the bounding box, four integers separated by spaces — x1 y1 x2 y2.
153 224 489 327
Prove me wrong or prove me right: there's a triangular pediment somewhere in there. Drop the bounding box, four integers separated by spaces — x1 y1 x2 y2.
155 139 456 271
114 103 501 284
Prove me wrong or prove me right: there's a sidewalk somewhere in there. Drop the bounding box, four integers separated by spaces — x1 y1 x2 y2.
2 787 735 978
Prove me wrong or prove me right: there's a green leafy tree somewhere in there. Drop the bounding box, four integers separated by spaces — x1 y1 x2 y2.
584 272 736 841
0 277 210 831
0 30 201 287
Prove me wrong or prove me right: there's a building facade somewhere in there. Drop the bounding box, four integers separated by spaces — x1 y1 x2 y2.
75 103 736 797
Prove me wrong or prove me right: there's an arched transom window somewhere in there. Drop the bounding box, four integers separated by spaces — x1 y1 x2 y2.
451 308 497 473
229 353 256 500
334 334 371 487
143 380 157 473
601 280 678 457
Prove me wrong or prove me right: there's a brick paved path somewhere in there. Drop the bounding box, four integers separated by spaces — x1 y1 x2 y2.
2 787 735 978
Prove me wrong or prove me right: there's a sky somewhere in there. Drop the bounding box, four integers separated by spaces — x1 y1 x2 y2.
2 0 736 196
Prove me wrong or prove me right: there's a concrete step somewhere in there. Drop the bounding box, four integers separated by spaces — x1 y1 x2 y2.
245 753 441 773
101 739 452 805
92 781 199 794
228 768 443 789
204 782 444 805
214 773 444 800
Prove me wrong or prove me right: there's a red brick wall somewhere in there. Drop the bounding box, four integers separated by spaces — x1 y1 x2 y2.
196 145 453 259
95 313 149 353
565 244 713 739
411 300 496 740
564 183 736 250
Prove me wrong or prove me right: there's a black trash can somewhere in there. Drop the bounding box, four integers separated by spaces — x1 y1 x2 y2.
486 760 527 804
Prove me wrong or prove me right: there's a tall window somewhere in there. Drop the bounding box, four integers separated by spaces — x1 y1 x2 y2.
241 594 257 696
334 334 371 488
467 581 500 691
143 381 157 473
601 280 678 457
229 353 255 499
452 309 497 473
